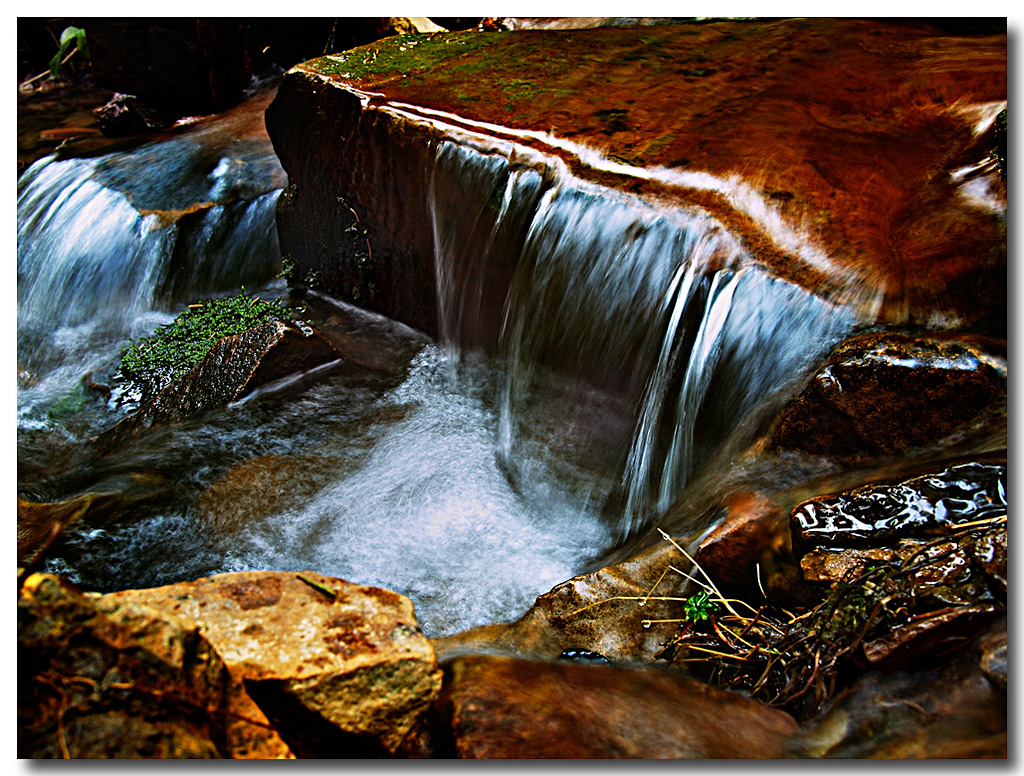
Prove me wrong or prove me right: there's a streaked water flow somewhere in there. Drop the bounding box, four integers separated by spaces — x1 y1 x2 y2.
20 127 855 636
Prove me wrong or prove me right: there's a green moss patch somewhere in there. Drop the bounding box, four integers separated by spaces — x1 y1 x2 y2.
117 291 306 402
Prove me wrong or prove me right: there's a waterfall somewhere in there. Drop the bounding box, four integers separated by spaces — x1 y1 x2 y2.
430 140 857 540
17 152 282 379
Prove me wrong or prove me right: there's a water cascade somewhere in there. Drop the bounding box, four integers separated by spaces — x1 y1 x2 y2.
429 140 858 540
20 112 859 638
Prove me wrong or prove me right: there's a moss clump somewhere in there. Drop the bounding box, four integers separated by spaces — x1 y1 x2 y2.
117 291 306 402
303 31 511 80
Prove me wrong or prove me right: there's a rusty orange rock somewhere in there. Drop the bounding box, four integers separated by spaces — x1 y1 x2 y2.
268 19 1005 335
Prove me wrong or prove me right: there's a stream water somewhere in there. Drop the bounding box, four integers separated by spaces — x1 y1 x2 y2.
18 93 858 637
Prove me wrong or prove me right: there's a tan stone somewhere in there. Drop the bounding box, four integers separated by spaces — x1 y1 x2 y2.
93 595 294 759
438 654 798 758
101 571 442 754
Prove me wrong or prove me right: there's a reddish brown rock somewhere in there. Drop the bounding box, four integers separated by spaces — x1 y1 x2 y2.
774 332 1006 464
94 321 343 454
18 574 230 758
860 603 1002 668
101 571 442 757
433 654 797 758
695 491 784 587
267 19 1005 336
787 618 1006 758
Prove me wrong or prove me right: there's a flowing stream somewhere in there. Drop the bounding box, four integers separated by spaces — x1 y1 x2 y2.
18 97 858 637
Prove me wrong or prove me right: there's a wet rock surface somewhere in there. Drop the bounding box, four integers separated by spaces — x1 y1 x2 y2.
268 18 1005 331
434 538 691 666
418 654 798 758
100 571 443 757
786 618 1006 758
791 461 1007 552
770 333 1006 463
94 321 342 454
18 574 230 758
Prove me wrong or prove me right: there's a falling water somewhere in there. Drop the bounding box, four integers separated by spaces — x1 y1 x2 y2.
21 123 857 637
430 140 857 540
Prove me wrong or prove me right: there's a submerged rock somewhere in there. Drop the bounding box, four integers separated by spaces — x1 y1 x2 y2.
420 654 797 758
94 321 342 454
100 571 442 757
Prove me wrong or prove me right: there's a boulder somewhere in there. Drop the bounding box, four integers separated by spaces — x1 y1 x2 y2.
100 571 442 757
423 654 797 758
18 574 230 758
266 19 1005 336
94 321 343 454
771 334 1006 464
791 461 1007 553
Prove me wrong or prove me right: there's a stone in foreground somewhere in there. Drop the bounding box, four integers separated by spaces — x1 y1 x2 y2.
428 654 798 758
100 571 442 756
18 574 230 758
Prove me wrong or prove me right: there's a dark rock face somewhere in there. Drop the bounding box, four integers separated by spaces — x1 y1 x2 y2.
80 18 455 127
93 93 174 137
770 333 1006 463
94 321 342 454
417 654 797 758
266 82 442 335
80 19 337 119
18 574 229 758
786 618 1006 758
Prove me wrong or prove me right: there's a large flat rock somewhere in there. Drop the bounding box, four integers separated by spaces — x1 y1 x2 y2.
267 19 1005 335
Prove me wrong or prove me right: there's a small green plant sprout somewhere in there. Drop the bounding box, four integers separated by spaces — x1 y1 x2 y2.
49 26 90 78
684 590 718 622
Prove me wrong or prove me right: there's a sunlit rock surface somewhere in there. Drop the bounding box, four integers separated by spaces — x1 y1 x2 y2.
100 571 442 757
267 18 1005 334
